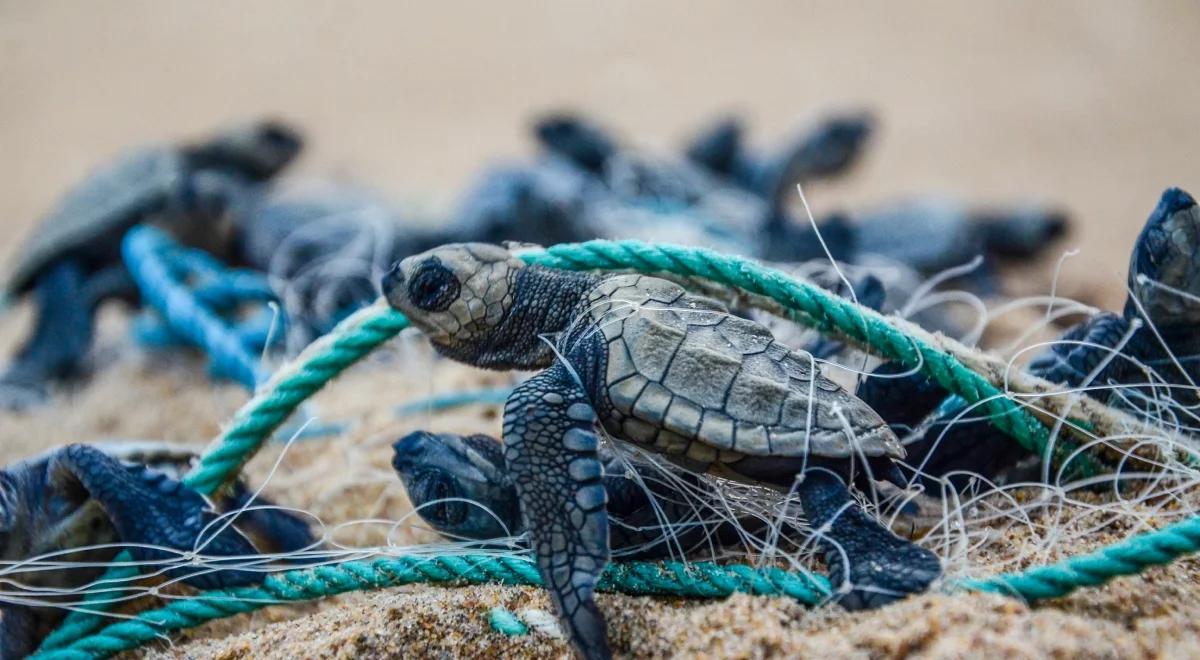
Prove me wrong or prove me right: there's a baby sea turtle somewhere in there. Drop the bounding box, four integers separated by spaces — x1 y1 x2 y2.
530 113 858 262
235 183 450 352
0 120 302 408
0 441 313 657
382 243 941 659
847 197 1069 293
393 430 807 560
860 187 1199 489
684 111 874 196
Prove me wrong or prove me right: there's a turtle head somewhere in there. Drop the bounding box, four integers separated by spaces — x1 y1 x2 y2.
188 119 304 181
1126 187 1200 327
382 243 525 355
0 460 82 561
391 431 521 541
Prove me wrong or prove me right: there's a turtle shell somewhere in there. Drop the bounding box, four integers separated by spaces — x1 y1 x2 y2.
855 198 982 272
3 147 184 297
587 274 901 462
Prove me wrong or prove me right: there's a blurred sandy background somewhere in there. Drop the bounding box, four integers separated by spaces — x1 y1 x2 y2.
3 3 1200 657
3 1 1199 311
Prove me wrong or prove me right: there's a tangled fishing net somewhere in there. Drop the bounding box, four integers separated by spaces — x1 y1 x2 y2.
5 222 1200 658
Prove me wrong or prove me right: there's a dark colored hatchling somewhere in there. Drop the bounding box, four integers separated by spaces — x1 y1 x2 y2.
0 441 313 657
683 112 875 196
451 112 864 265
846 197 1069 293
0 120 302 408
857 187 1200 490
392 430 810 561
234 184 452 352
382 243 941 660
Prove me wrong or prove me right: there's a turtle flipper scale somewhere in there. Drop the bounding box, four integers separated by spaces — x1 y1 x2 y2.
796 469 941 610
50 444 261 589
503 364 612 660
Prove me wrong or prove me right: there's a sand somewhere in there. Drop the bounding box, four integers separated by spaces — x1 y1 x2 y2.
3 2 1200 658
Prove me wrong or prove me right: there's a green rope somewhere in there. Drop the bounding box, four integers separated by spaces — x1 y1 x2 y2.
960 513 1200 599
38 513 1200 659
35 558 140 651
41 239 1178 657
182 302 410 496
488 607 529 636
31 556 831 659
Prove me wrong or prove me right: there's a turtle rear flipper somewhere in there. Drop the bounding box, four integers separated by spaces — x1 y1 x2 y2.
48 444 262 589
794 468 941 610
504 364 612 660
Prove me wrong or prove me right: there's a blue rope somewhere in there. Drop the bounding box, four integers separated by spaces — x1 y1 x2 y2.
122 227 267 390
395 386 514 417
122 226 344 441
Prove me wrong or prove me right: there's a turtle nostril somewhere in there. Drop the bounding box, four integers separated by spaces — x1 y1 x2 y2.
381 263 405 300
392 431 430 468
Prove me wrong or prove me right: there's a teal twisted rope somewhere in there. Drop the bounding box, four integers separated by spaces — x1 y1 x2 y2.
181 301 410 496
35 558 140 651
31 556 830 659
40 513 1200 659
488 607 529 636
960 513 1200 599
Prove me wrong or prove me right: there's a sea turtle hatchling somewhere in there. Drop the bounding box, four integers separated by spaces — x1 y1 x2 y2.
392 430 810 560
846 197 1069 293
382 243 941 659
530 113 859 262
0 120 302 408
683 111 875 198
0 441 314 657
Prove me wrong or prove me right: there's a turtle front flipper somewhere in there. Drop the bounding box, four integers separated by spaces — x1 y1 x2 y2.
0 260 94 409
756 112 874 198
683 116 744 179
533 114 616 176
504 364 612 660
48 444 262 589
796 468 941 610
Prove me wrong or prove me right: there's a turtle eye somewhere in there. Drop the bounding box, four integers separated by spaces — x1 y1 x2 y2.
416 472 468 527
407 258 460 312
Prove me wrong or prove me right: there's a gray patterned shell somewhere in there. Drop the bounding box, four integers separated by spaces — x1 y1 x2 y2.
584 274 903 461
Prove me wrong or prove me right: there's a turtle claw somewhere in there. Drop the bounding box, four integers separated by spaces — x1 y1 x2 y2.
829 539 942 610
